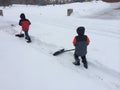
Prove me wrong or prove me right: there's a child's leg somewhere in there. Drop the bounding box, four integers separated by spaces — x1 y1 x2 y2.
24 31 31 42
81 56 88 69
73 53 80 65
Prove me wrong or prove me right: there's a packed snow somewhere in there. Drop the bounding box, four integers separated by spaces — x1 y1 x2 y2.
0 1 120 90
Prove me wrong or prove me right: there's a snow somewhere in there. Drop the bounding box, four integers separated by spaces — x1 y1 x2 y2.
0 1 120 90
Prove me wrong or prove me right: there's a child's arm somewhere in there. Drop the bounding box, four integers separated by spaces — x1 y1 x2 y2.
86 36 90 45
73 36 77 46
19 20 22 26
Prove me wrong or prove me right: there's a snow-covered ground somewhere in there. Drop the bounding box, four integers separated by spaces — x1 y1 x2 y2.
0 1 120 90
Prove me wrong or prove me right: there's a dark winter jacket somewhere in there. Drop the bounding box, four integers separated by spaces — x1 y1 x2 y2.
19 13 31 31
73 27 90 56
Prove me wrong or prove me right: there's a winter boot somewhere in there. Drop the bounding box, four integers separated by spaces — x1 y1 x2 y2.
73 54 80 66
82 60 88 69
73 61 80 66
25 36 31 43
26 40 32 43
84 62 88 69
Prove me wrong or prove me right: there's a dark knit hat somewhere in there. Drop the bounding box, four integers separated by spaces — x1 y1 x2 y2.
76 26 85 35
20 13 25 19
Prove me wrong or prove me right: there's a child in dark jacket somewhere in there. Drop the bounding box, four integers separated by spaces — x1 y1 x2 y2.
19 13 31 43
73 26 90 69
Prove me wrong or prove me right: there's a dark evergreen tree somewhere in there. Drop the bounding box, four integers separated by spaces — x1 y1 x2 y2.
0 0 12 6
1 0 94 6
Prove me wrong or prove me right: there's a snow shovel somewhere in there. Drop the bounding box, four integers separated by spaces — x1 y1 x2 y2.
15 30 24 37
53 48 75 56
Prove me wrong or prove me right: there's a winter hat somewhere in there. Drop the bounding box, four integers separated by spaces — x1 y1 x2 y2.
20 13 25 19
77 26 85 35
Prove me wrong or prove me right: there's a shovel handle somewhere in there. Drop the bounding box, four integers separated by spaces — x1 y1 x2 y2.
64 49 75 52
53 49 75 56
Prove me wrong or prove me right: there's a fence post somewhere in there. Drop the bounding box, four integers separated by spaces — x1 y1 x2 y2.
67 9 73 16
0 10 3 16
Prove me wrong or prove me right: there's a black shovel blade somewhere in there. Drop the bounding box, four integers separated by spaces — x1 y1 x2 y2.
15 34 24 37
53 49 65 56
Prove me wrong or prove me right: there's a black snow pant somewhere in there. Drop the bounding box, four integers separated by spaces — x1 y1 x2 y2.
74 53 87 65
24 31 31 41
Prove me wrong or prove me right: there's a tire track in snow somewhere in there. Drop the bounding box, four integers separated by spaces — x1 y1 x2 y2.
54 53 120 90
88 60 120 90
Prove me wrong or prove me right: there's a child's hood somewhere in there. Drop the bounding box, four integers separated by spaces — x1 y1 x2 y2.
77 27 85 36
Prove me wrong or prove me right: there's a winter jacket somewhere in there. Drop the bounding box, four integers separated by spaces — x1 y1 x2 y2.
73 35 90 56
19 19 31 31
19 13 31 31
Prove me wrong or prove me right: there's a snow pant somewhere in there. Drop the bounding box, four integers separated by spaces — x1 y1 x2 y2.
74 53 87 64
24 31 31 41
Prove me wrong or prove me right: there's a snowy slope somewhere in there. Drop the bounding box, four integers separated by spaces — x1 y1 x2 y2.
0 1 120 90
